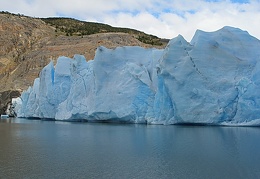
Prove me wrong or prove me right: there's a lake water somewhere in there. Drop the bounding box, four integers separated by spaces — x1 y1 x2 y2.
1 118 260 179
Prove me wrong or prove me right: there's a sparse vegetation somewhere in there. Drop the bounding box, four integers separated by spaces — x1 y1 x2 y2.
41 17 165 45
0 11 30 18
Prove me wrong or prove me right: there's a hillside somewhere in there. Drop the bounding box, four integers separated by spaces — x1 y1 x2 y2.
41 17 165 46
0 11 168 114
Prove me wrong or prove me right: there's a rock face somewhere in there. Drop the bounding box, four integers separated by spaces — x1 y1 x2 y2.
14 26 260 125
0 90 20 115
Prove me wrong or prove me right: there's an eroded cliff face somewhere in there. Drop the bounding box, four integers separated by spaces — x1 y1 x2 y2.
0 90 20 115
0 13 166 113
0 13 55 91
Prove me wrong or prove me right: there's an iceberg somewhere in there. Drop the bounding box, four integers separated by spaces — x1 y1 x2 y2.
14 26 260 125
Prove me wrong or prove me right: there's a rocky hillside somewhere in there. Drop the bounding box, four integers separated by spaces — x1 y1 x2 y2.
0 12 168 114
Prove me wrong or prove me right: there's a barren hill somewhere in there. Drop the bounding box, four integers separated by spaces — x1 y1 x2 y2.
0 12 168 114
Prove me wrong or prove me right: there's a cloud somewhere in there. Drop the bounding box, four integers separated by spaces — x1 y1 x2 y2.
1 0 260 41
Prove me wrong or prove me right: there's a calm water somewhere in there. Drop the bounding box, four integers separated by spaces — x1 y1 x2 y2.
1 118 260 179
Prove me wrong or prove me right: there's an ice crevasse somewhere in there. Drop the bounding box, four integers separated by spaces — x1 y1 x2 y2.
13 26 260 125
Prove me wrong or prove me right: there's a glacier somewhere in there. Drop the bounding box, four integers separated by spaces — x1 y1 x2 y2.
13 26 260 125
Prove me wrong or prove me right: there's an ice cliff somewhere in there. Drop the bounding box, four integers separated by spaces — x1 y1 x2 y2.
14 26 260 125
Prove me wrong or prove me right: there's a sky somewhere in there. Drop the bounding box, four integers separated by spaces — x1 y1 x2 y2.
1 0 260 41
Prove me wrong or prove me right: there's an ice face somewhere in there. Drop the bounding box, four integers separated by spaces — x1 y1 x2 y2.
57 47 164 122
152 28 260 124
15 26 260 125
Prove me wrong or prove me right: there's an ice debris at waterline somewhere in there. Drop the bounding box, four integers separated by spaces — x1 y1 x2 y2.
13 26 260 125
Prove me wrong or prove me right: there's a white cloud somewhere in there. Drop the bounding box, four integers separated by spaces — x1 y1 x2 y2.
1 0 260 41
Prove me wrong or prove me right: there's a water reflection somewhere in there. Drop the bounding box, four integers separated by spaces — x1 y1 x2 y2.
0 117 42 123
0 118 260 178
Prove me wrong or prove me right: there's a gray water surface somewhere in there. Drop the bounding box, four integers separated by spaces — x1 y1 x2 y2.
1 118 260 179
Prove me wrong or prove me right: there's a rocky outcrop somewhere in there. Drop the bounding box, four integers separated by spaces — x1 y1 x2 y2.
0 90 20 115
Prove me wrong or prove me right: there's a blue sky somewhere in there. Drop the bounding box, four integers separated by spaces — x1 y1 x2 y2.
0 0 259 41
